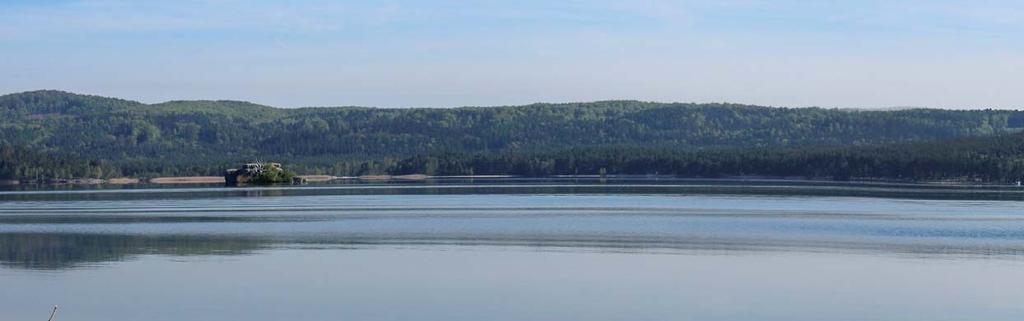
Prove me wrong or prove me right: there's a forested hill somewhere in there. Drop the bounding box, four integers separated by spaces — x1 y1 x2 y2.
2 90 1024 177
387 131 1024 183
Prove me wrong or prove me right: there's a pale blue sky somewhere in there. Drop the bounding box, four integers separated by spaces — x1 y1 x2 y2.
1 0 1022 108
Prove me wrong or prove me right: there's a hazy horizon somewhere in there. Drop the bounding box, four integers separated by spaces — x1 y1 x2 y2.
4 88 995 110
2 1 1022 109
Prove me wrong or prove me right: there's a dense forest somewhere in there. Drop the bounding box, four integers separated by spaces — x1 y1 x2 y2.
386 132 1024 182
0 145 119 181
2 90 1024 182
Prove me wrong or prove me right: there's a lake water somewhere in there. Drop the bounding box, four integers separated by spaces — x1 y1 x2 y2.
3 178 1024 320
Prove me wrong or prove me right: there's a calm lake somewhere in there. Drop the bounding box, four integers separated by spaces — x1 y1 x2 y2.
3 178 1024 321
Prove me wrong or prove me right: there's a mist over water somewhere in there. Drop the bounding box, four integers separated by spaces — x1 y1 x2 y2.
3 179 1024 320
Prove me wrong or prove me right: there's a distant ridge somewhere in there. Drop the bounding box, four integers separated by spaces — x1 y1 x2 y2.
3 90 1017 111
2 90 1024 179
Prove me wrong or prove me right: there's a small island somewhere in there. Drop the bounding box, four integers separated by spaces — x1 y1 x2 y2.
225 162 301 185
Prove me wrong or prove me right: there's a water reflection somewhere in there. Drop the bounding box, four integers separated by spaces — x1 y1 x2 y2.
2 181 1024 271
0 233 266 270
2 178 1024 202
4 181 1024 321
5 230 1024 271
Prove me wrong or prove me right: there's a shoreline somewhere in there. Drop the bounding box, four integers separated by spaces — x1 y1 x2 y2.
1 174 1020 188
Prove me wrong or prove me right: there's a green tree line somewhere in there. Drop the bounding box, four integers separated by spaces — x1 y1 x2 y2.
2 90 1023 181
387 131 1024 182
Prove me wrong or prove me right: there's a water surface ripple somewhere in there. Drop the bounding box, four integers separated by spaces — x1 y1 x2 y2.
2 180 1024 270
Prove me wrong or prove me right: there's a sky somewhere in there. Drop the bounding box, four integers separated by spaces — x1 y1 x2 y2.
0 0 1022 108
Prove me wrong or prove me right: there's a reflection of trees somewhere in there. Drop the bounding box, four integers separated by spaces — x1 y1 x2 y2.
0 233 268 270
243 189 286 197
